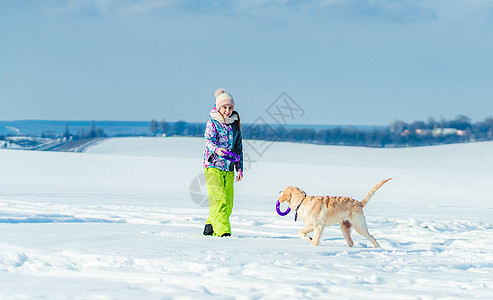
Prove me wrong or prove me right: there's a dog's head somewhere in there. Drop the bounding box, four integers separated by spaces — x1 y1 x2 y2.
278 186 306 207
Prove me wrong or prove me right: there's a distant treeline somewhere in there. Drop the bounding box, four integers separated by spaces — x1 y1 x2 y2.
149 119 204 137
40 121 107 140
150 115 493 148
2 116 492 148
242 115 493 147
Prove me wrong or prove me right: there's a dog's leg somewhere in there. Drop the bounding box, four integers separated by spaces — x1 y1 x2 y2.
352 214 380 248
339 220 354 247
311 225 324 246
299 225 314 243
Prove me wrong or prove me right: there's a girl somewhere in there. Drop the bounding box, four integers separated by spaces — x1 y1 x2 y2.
203 88 243 237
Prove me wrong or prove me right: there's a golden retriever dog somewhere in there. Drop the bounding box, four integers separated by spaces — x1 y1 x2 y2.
278 178 391 247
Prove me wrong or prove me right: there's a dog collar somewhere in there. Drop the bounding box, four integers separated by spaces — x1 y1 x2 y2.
294 197 305 222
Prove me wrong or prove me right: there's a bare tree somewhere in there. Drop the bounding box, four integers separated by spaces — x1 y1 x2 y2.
150 119 159 135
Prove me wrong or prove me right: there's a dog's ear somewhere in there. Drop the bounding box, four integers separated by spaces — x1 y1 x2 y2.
296 187 306 197
278 187 292 203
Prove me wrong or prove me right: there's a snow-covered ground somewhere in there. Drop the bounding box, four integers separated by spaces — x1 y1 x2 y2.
0 136 56 150
1 137 492 299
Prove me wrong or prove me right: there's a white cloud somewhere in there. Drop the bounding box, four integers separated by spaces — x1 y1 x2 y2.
309 0 438 22
421 0 493 22
37 0 493 24
42 0 116 16
315 0 346 8
119 0 170 15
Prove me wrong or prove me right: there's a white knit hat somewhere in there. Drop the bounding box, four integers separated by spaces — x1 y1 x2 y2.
215 88 234 109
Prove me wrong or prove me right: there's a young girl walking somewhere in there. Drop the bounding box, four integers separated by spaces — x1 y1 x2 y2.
203 88 243 237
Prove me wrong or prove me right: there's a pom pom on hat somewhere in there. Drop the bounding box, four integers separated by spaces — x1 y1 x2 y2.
215 88 234 109
215 88 227 98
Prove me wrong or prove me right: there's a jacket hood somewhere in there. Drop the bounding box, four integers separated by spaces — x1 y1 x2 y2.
209 106 218 117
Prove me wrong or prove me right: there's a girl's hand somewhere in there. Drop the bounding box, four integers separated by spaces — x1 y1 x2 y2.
236 170 243 182
215 148 226 156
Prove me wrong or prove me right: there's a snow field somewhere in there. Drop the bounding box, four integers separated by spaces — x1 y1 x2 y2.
1 137 492 299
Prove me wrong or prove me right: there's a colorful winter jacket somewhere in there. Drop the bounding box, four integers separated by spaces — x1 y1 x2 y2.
203 107 243 172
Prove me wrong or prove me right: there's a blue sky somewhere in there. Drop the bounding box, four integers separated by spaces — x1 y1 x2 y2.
1 0 493 125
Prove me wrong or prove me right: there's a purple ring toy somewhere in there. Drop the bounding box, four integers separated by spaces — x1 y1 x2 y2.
276 199 291 216
222 150 240 162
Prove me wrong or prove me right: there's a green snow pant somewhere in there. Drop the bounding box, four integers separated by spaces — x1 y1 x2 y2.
204 168 234 236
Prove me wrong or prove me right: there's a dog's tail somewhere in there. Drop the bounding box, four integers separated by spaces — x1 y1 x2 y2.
360 178 392 208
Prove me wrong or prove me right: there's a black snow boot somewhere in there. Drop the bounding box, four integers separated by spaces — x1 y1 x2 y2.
203 224 213 236
220 233 231 237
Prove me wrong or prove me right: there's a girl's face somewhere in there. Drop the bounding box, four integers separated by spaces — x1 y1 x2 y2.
219 104 234 117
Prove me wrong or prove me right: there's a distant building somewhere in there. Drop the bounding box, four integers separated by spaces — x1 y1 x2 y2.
414 128 462 137
432 128 458 136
